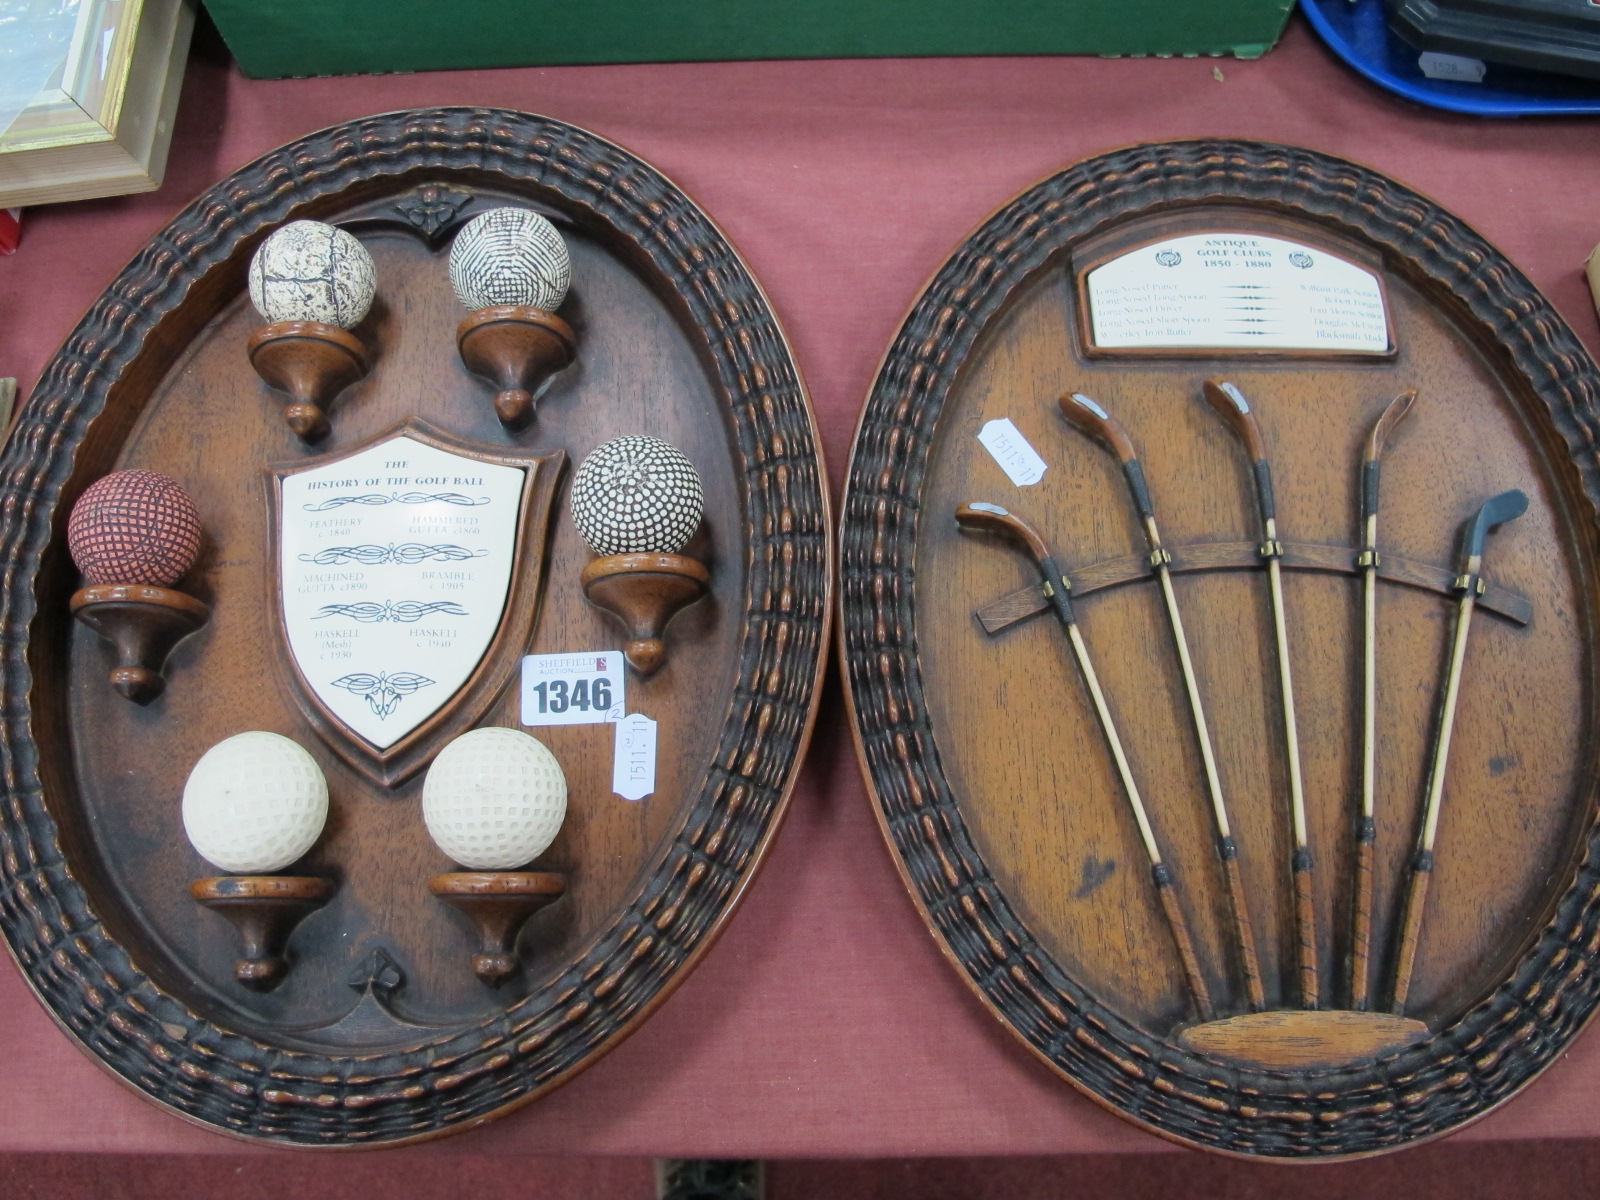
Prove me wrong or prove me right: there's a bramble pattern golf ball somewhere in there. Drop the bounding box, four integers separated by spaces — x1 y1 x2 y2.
423 727 568 871
248 220 376 328
570 435 703 556
183 732 329 875
68 469 203 587
449 207 571 312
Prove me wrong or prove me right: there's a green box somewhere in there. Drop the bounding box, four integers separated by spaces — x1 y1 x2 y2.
202 0 1295 79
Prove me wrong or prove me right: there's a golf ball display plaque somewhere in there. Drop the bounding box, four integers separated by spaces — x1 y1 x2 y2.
842 140 1600 1157
0 109 829 1146
270 421 561 785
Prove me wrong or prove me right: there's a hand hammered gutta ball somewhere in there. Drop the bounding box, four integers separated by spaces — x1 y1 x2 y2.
67 469 203 587
448 207 571 313
422 727 568 871
569 435 704 557
248 220 377 328
182 732 329 875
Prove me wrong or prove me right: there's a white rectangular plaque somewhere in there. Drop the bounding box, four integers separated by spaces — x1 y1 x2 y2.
1085 233 1390 353
279 433 526 751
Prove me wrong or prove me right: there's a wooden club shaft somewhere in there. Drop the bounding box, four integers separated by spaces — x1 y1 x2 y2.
1154 864 1215 1022
1267 538 1319 1008
1353 549 1380 1009
1149 527 1264 1012
1218 840 1266 1012
1391 588 1476 1013
1351 817 1376 1011
1391 855 1433 1013
1063 611 1212 1019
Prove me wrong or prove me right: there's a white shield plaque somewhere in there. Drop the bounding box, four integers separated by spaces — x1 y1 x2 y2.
271 421 563 785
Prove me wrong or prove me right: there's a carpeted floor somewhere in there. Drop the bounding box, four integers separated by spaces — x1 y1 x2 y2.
4 1140 1600 1199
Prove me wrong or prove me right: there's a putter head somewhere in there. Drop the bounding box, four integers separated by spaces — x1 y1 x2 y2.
1463 489 1529 562
1202 379 1268 463
955 501 1051 564
1058 392 1138 463
1364 389 1417 464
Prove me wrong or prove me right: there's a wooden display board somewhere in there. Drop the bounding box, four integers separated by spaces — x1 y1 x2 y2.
840 140 1600 1158
0 109 829 1146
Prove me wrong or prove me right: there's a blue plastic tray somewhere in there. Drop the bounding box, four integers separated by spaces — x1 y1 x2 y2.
1301 0 1600 116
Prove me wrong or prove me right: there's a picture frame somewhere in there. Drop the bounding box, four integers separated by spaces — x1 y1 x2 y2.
0 0 193 207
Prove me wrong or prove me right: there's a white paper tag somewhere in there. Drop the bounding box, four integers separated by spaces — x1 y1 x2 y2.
520 651 625 726
1085 233 1389 353
977 418 1048 486
612 713 658 800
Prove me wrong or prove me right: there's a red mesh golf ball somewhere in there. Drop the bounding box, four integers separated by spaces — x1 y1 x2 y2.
68 470 202 587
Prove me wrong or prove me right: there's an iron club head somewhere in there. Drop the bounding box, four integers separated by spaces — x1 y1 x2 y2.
1463 489 1529 563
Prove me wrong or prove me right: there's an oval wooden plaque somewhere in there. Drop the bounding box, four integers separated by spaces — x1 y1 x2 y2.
840 140 1600 1158
0 109 830 1145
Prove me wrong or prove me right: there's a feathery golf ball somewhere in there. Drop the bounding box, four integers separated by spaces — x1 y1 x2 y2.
423 727 567 871
248 220 376 327
569 435 703 557
183 732 329 875
68 469 203 587
449 207 571 312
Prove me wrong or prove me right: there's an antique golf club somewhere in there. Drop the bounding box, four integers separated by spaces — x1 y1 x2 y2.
956 500 1214 1020
1057 391 1264 1012
1390 488 1528 1014
1351 389 1416 1010
1202 379 1319 1010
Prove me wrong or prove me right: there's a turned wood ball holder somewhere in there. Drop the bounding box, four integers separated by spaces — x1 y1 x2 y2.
70 584 210 704
247 320 370 442
430 871 567 986
191 874 334 991
456 305 576 431
581 552 710 676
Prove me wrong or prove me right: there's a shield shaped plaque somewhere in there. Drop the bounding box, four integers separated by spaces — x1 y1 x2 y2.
269 419 563 786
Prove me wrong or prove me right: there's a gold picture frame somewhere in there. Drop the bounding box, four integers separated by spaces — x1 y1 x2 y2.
0 0 193 207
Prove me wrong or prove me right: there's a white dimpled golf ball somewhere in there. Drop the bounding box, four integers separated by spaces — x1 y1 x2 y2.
423 727 568 870
449 207 571 312
248 219 377 327
182 732 329 874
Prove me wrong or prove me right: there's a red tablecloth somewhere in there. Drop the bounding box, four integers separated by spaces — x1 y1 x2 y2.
3 16 1600 1159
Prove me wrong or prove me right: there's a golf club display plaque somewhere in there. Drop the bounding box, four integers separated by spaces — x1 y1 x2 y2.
0 109 829 1146
840 140 1600 1157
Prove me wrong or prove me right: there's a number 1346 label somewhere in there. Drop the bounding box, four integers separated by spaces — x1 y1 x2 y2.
520 651 626 726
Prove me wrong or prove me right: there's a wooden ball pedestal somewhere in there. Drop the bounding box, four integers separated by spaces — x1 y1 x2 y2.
581 552 709 676
70 584 209 704
247 320 369 442
430 871 567 986
456 305 576 431
191 875 334 992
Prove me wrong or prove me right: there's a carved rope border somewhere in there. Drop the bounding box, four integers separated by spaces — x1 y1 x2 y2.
840 139 1600 1157
0 108 830 1145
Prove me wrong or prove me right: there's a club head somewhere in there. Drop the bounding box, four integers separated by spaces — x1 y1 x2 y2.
1365 389 1417 463
1058 392 1138 463
1202 380 1268 462
955 501 1051 564
1463 489 1529 561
